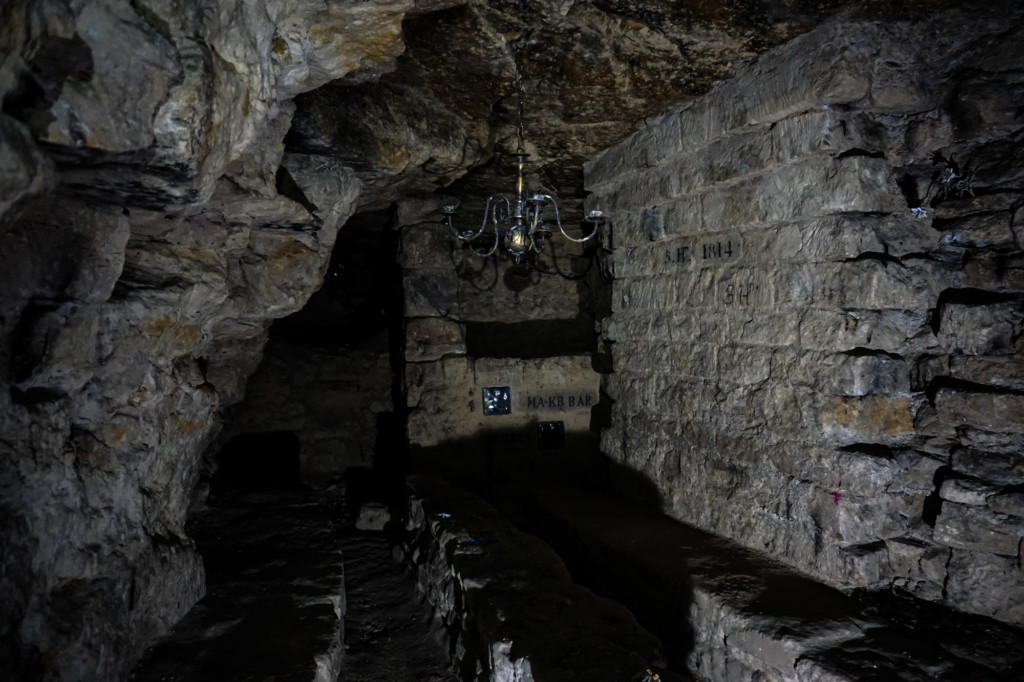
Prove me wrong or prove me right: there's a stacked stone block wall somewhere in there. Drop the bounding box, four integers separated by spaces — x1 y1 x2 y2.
585 10 1024 625
399 221 602 495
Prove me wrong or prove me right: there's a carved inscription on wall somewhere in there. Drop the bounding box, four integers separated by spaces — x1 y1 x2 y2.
719 274 766 308
663 239 742 266
655 237 765 308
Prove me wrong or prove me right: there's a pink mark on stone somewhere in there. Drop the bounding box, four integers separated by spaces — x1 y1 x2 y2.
832 474 843 505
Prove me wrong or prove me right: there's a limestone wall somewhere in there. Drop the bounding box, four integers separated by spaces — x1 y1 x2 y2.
585 9 1024 625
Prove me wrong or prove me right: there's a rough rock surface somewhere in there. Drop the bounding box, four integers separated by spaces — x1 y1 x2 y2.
1 0 407 206
585 6 1024 625
0 164 357 682
290 0 946 217
0 1 393 679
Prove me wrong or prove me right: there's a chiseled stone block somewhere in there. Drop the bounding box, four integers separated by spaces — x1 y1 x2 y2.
939 478 996 506
951 448 1024 487
945 549 1024 624
938 300 1023 356
702 22 872 131
935 210 1018 249
815 353 910 397
934 502 1023 556
886 537 948 600
405 317 465 361
402 268 459 318
820 395 915 439
935 390 1024 435
989 491 1024 517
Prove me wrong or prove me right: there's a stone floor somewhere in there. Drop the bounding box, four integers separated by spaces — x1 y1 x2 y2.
337 530 456 682
129 487 455 682
129 491 346 681
128 477 1024 682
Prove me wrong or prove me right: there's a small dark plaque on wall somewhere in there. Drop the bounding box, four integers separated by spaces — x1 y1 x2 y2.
537 421 565 450
482 386 512 415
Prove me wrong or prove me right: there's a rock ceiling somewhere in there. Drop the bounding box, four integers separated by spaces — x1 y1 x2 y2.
286 0 960 222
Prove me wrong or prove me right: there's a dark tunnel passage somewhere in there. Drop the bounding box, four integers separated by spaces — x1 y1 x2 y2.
210 431 303 494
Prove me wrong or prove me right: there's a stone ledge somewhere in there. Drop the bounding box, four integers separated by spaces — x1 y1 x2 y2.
524 488 1024 682
402 475 675 682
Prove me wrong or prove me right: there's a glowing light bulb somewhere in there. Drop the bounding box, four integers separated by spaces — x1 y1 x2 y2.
508 226 529 253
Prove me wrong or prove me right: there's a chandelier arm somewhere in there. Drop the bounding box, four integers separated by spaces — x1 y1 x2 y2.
443 213 465 241
447 194 513 243
467 195 510 258
469 238 500 258
468 219 501 258
533 194 598 243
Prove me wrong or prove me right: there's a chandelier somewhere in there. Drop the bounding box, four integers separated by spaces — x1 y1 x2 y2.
441 64 606 264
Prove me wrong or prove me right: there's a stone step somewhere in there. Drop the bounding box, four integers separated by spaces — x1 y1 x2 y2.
129 492 345 682
523 488 1024 682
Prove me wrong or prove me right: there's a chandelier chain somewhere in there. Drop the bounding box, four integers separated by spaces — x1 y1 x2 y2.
439 39 604 265
514 63 526 154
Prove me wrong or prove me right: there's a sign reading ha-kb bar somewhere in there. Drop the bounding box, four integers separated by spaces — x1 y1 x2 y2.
522 390 597 412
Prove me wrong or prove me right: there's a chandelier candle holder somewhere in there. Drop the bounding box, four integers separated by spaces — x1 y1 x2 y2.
440 62 605 264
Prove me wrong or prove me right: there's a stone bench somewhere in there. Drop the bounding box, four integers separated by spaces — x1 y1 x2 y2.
524 488 1024 682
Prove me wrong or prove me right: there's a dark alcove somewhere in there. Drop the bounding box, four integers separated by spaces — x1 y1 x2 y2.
211 431 302 494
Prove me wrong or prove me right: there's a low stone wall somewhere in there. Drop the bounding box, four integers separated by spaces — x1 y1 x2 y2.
585 7 1024 625
401 476 669 682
